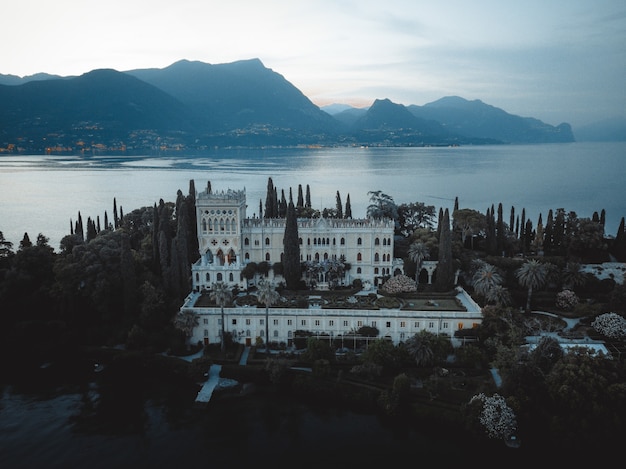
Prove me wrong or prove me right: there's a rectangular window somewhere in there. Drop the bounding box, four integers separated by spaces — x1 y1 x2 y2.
246 319 251 325
386 322 391 328
260 319 265 325
371 321 376 327
301 320 306 326
329 320 334 326
357 320 363 327
429 321 435 329
287 319 293 326
400 321 406 328
343 320 349 327
315 320 320 326
232 319 237 325
414 321 420 328
273 319 279 325
203 318 208 325
443 322 449 329
204 329 208 337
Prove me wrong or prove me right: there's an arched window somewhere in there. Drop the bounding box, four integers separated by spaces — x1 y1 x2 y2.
229 273 234 281
299 237 303 245
375 237 380 245
244 238 250 246
195 273 199 281
333 238 336 245
202 219 207 232
382 238 387 246
205 273 209 281
340 238 345 245
217 273 223 281
324 252 328 260
374 268 379 274
374 253 380 262
308 238 311 245
245 253 250 260
265 237 270 246
357 237 362 245
220 219 225 231
357 253 362 261
357 267 362 274
315 253 320 261
265 252 271 261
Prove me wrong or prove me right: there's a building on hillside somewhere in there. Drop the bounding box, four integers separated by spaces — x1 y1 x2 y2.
179 182 483 348
190 184 399 291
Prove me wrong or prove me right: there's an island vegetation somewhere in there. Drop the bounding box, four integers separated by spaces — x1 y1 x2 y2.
1 178 625 457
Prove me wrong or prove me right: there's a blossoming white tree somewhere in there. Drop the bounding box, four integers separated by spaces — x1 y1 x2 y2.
469 393 517 440
592 312 626 339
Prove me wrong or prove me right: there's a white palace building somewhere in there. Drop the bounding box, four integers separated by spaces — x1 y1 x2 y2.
180 183 483 347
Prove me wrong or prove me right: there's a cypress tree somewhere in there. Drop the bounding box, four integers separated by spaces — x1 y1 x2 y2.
336 191 343 219
265 177 275 218
345 194 352 219
510 206 515 234
454 196 459 213
435 208 454 292
305 185 312 209
113 198 119 229
297 184 304 208
283 199 301 290
544 209 554 254
496 202 504 255
86 217 97 241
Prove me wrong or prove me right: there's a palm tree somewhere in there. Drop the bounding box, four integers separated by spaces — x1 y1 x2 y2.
562 261 587 291
256 279 279 351
515 259 547 313
407 241 430 284
471 262 503 297
210 282 232 352
485 284 511 307
404 331 435 367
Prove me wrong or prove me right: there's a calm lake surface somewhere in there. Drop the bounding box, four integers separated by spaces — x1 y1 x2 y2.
0 142 625 249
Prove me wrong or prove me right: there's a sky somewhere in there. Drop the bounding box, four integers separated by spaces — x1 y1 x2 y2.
2 0 625 128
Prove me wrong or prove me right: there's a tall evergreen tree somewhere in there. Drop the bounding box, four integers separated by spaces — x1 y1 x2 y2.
283 199 301 290
86 217 97 241
297 184 304 208
510 206 515 234
113 198 119 229
264 177 275 218
336 191 343 219
345 194 352 219
305 184 312 209
496 203 505 255
435 208 454 292
544 209 554 254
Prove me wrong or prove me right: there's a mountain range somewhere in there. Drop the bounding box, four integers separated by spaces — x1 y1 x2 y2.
0 58 600 154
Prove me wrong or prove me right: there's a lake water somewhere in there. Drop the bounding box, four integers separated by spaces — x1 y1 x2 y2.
0 142 624 250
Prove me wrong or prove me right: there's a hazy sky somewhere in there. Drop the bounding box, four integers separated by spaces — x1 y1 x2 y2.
3 0 624 128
